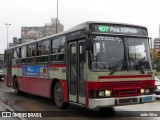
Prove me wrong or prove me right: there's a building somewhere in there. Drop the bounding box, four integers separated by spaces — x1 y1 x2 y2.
21 18 63 43
9 18 64 47
154 38 160 51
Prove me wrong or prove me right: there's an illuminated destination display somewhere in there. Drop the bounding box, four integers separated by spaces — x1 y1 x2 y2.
90 24 148 36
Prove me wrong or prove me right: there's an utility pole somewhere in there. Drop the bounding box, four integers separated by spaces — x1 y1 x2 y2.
56 0 59 33
5 23 11 49
159 24 160 38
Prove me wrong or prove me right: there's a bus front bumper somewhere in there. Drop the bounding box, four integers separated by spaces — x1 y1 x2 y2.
89 94 156 109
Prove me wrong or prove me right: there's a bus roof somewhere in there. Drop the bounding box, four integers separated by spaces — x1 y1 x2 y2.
5 21 147 50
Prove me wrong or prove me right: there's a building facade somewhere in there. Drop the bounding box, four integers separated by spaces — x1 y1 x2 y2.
154 38 160 51
9 18 64 47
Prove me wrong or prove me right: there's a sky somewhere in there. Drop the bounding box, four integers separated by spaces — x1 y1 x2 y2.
0 0 160 53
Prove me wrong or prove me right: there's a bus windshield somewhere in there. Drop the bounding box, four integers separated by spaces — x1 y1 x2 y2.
91 35 151 71
126 37 151 70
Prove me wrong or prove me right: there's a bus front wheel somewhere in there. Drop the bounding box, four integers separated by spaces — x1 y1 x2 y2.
54 82 69 109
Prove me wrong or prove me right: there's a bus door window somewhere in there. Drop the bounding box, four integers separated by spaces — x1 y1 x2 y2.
79 42 85 97
70 44 77 95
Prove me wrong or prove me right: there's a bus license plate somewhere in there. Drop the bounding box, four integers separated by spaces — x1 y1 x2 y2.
143 96 152 102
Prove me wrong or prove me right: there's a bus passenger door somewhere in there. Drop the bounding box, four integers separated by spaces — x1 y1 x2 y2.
68 40 86 105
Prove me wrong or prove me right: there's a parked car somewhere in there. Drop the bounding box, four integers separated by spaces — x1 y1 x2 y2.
155 76 160 95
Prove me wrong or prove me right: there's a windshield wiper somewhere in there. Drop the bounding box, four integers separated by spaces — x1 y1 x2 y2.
109 57 145 75
109 59 124 75
129 57 145 74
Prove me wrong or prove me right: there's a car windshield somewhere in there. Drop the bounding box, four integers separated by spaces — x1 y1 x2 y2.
90 35 151 71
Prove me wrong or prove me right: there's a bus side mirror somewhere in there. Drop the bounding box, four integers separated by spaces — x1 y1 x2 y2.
85 38 90 50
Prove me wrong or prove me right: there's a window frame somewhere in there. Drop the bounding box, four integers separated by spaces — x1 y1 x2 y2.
50 36 66 63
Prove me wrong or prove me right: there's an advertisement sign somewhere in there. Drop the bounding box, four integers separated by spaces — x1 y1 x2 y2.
21 27 44 39
22 66 48 78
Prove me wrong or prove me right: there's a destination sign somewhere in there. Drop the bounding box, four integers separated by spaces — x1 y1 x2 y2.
90 24 148 36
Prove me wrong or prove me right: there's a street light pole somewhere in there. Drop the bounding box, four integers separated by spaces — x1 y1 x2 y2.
5 23 11 49
56 0 59 33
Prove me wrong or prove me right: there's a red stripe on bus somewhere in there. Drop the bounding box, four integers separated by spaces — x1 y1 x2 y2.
87 82 99 90
49 64 66 68
99 75 152 79
3 66 7 68
12 66 22 68
4 66 22 68
4 64 66 68
60 80 68 102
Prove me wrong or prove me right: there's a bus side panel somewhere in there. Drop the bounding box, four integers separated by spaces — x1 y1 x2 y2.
85 81 99 107
60 80 68 102
18 77 52 98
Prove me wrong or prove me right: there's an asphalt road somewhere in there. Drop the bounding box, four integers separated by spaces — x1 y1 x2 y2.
0 81 160 120
0 100 20 120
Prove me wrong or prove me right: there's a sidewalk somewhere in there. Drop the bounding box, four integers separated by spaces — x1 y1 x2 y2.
0 81 26 111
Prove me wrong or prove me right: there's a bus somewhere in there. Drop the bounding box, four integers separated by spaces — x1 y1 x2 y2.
4 21 156 109
0 54 4 80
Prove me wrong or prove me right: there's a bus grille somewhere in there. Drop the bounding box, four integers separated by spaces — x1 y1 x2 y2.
99 80 154 89
114 87 140 97
99 80 154 97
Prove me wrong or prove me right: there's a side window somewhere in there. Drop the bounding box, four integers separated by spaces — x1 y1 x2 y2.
37 41 49 56
27 44 36 64
37 40 49 63
13 48 19 59
12 48 19 65
27 44 36 57
19 46 26 64
51 36 65 62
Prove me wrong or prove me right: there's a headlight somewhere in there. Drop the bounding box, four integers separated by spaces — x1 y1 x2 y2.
105 90 112 96
140 88 145 94
99 91 105 97
156 86 160 90
145 89 150 94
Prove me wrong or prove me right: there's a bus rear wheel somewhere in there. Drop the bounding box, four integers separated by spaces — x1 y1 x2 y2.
54 82 69 109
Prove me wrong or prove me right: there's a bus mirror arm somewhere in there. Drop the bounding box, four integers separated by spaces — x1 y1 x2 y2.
85 38 93 51
85 38 91 50
85 30 92 50
148 37 152 47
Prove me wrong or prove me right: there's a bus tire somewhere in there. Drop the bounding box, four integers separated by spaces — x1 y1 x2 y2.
14 78 20 94
54 82 69 109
